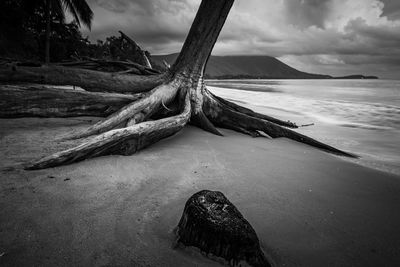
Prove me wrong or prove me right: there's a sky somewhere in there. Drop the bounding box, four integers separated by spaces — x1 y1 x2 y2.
80 0 400 79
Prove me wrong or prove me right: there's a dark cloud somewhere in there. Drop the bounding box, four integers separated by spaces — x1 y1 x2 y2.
381 0 400 19
283 0 332 29
89 0 135 14
345 18 400 49
82 0 198 53
80 0 400 78
342 55 400 66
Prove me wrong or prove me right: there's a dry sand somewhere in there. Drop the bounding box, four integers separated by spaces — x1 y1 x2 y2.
0 117 400 266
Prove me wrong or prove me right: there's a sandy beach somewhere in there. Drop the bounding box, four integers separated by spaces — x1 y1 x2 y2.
1 117 400 267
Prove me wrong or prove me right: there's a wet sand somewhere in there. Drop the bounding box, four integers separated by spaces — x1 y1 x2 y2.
1 117 400 266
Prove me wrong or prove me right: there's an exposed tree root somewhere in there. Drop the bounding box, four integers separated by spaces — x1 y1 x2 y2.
225 124 262 138
209 91 298 128
189 79 223 136
65 80 180 139
26 91 190 170
203 88 357 158
190 111 224 136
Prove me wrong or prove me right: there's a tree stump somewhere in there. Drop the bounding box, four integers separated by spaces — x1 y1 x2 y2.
176 190 271 267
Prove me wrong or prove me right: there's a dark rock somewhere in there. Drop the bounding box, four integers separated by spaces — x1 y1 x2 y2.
176 190 271 267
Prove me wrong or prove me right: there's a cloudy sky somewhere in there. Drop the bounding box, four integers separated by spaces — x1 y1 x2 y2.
81 0 400 79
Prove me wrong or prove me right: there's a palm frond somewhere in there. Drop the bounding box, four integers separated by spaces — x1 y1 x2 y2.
52 0 66 23
61 0 93 29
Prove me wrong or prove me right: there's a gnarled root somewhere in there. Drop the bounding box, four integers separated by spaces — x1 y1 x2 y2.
209 91 298 128
65 80 180 140
26 90 191 170
190 111 223 136
189 80 223 136
203 88 357 158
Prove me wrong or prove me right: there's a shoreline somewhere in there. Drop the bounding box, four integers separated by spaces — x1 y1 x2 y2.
205 75 379 81
1 117 400 266
207 83 400 176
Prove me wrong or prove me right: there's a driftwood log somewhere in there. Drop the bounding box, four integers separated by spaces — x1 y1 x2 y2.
0 0 357 170
58 57 159 75
0 84 139 118
176 190 271 267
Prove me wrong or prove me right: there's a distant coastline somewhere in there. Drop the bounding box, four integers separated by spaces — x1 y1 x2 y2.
204 74 379 80
333 75 379 79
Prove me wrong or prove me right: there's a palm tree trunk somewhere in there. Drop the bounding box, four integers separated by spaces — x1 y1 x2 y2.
45 0 51 64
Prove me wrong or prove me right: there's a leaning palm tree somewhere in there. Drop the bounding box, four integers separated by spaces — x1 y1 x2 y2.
0 0 357 170
44 0 93 63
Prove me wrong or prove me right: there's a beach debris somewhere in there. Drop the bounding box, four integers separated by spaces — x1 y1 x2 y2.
63 178 71 181
176 190 271 267
47 175 55 179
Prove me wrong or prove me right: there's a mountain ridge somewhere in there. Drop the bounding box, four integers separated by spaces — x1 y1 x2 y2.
152 53 377 79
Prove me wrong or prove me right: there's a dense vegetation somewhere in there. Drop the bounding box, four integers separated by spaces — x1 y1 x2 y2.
0 0 155 65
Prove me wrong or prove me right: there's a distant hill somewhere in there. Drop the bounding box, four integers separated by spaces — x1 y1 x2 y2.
152 53 331 79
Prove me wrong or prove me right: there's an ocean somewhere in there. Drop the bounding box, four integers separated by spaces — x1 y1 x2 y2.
206 79 400 176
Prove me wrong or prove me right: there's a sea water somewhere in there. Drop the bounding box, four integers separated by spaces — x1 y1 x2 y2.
207 79 400 176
